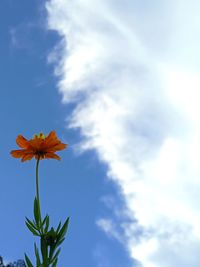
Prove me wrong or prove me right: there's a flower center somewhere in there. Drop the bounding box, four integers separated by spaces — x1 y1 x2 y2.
33 132 46 140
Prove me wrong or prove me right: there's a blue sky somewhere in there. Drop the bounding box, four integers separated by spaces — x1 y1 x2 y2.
2 1 200 267
0 1 131 266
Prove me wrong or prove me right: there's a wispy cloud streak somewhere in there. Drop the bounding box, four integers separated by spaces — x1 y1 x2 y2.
46 1 200 266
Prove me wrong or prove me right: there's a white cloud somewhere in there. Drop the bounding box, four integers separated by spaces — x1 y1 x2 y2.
96 218 124 243
46 0 200 266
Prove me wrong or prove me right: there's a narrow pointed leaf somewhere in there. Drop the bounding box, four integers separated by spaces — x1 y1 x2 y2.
25 221 40 236
56 221 61 234
58 217 69 239
34 197 40 226
42 215 47 225
41 237 48 263
44 215 50 233
51 248 61 264
42 214 49 227
25 254 34 267
25 217 39 231
34 243 41 266
49 243 56 260
56 237 65 247
52 258 58 267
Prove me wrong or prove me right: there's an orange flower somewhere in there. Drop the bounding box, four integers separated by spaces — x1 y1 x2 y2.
11 131 67 162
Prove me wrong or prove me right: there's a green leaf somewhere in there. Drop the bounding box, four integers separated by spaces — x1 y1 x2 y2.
25 221 40 236
49 245 55 261
25 217 39 231
51 248 61 264
40 236 48 263
42 214 48 226
52 257 58 267
24 254 34 267
42 215 47 225
34 243 41 267
44 215 50 233
56 221 61 234
56 237 65 247
34 197 40 226
58 217 69 239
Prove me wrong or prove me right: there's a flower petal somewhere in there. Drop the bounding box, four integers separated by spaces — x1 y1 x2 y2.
46 143 67 152
21 154 34 162
16 135 29 149
45 131 57 143
44 152 61 160
10 149 27 158
28 138 43 150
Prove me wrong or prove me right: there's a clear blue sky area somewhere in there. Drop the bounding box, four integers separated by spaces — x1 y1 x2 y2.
0 1 132 266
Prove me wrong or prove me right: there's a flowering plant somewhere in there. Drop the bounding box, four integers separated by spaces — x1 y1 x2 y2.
11 131 69 267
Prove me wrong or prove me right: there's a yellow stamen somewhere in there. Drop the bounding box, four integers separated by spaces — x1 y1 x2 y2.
33 133 46 140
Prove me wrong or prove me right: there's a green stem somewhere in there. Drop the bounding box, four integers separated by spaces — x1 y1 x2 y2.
36 159 49 266
36 159 42 229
